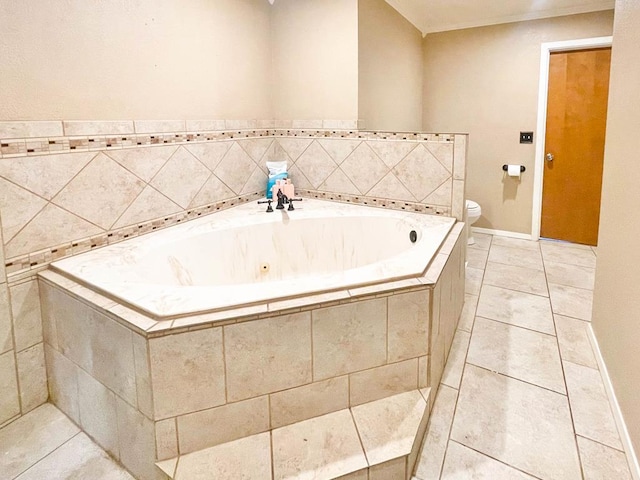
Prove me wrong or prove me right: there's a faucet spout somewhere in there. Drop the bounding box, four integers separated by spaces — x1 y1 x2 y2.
275 189 288 209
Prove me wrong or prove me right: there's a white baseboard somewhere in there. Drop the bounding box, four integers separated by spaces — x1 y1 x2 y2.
471 227 533 240
587 325 640 480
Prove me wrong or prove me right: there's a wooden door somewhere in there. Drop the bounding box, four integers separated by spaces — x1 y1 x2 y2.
541 48 611 246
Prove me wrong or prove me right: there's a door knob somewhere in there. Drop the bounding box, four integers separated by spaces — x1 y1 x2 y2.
546 153 554 162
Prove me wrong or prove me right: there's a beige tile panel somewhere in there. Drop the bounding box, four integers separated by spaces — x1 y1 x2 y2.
393 144 450 201
224 312 312 402
0 403 79 480
274 138 313 162
426 141 454 172
0 285 12 354
468 233 492 251
272 409 367 480
349 359 418 407
0 350 20 424
554 315 598 369
318 168 360 195
464 266 483 295
312 298 387 380
154 418 178 461
424 180 453 207
487 244 544 271
44 344 80 423
134 120 185 134
113 186 182 229
441 441 537 479
16 343 47 413
491 236 540 251
483 262 548 296
10 279 43 352
237 138 274 163
184 141 231 172
387 289 430 362
131 333 153 419
0 177 47 243
366 140 417 169
544 261 595 290
177 396 269 454
318 138 361 164
451 179 465 220
295 141 338 189
0 121 62 139
149 327 225 419
336 468 368 480
341 142 389 194
541 241 596 268
453 134 467 180
352 390 426 466
367 172 418 201
189 174 235 208
548 283 593 321
63 121 134 136
418 355 429 389
270 376 349 429
106 145 177 182
577 435 632 480
77 368 120 458
151 147 209 208
185 120 226 132
466 247 488 270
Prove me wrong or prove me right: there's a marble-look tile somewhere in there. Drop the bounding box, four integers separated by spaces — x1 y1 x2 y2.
52 152 145 229
0 285 13 354
369 457 406 480
186 120 226 131
15 432 135 480
388 290 430 362
106 145 177 182
555 315 597 369
0 350 20 424
0 403 79 479
16 343 48 413
426 141 454 172
225 312 312 402
468 233 492 251
476 285 555 335
393 145 450 201
115 396 158 480
275 138 313 162
466 247 488 269
487 244 544 271
151 146 209 208
453 135 467 180
548 283 593 321
149 327 225 419
10 280 43 352
367 140 417 169
312 298 387 380
270 376 349 429
155 418 178 461
577 435 632 480
319 168 360 195
563 361 622 450
185 142 232 172
134 120 185 133
491 236 540 251
77 368 119 458
414 385 458 480
63 120 134 136
0 178 47 243
177 396 270 454
316 139 361 164
450 364 581 480
465 267 483 295
352 390 426 466
441 330 471 389
440 441 537 479
423 180 452 206
175 432 272 480
0 120 63 139
272 410 367 479
341 143 389 194
349 359 418 406
483 262 548 296
541 242 597 268
295 141 339 188
467 318 565 394
238 138 274 163
451 179 465 220
544 261 595 290
44 345 80 423
113 186 181 228
239 167 268 195
131 333 153 419
366 172 416 201
457 294 478 333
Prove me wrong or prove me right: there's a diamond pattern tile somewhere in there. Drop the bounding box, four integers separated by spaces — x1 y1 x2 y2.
113 186 181 229
213 143 257 194
52 153 145 229
367 173 415 201
185 142 232 172
367 141 418 169
241 167 268 195
318 168 360 195
152 147 210 208
425 142 454 172
107 146 177 182
0 152 95 200
0 179 47 243
393 145 451 201
276 138 313 162
238 138 273 163
317 139 361 164
190 175 236 208
340 143 389 194
295 141 338 189
288 165 313 190
424 181 452 206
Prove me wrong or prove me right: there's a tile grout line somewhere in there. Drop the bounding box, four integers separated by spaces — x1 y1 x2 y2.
11 430 83 479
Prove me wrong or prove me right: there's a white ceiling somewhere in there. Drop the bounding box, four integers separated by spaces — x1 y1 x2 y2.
384 0 615 35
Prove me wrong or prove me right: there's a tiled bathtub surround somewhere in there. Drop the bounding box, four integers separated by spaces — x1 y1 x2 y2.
39 220 466 480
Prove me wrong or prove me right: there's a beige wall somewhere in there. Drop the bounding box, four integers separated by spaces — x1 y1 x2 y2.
592 0 640 461
271 0 359 122
358 0 423 132
422 12 614 233
0 0 272 121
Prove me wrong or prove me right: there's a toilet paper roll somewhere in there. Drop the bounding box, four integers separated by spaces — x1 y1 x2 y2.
507 164 521 178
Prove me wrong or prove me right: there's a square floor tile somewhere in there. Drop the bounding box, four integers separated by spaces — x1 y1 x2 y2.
548 283 593 321
476 285 555 335
563 361 622 450
440 441 537 479
465 267 483 295
467 318 565 393
544 261 595 290
555 315 597 369
488 244 544 271
491 236 540 251
483 262 548 296
272 409 367 479
450 364 581 480
458 294 478 333
468 233 492 251
466 248 488 269
577 435 632 480
541 242 596 268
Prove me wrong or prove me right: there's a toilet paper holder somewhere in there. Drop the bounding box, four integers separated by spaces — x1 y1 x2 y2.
502 165 526 172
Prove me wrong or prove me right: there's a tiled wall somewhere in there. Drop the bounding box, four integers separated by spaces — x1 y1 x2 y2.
0 119 467 427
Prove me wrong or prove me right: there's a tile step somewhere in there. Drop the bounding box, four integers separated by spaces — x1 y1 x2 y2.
157 388 431 480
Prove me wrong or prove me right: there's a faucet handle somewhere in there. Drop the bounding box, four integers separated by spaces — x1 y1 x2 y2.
287 198 303 211
257 199 273 212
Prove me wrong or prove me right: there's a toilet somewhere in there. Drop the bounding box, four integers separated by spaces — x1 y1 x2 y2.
466 200 482 245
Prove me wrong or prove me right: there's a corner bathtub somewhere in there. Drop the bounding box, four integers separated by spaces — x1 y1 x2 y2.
50 199 456 319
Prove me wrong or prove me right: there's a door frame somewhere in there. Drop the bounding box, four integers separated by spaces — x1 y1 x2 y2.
531 36 613 241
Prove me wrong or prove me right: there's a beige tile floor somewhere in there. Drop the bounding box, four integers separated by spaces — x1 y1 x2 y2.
0 233 635 480
414 233 634 480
